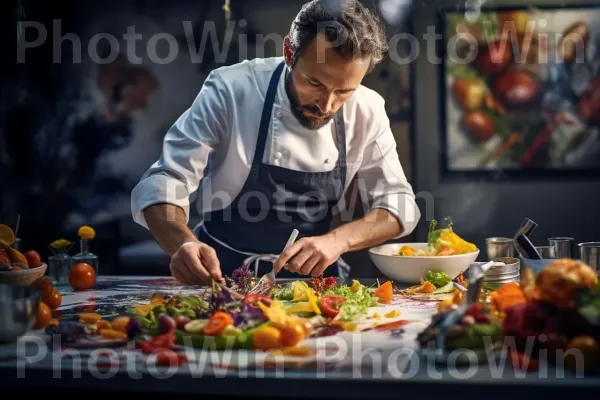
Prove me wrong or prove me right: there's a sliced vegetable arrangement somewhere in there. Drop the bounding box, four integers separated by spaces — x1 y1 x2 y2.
45 273 399 355
135 276 393 352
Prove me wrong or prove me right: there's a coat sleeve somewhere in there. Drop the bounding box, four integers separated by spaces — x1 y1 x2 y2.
355 103 421 238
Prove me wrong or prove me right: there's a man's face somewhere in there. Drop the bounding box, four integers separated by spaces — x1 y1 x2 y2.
285 33 371 130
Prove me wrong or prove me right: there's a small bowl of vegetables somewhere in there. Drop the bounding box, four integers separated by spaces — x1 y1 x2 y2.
369 219 479 284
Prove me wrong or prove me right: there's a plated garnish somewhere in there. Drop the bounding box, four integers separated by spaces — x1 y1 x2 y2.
119 269 396 353
401 270 464 301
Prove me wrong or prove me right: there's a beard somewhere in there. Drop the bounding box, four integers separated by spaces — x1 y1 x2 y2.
284 69 337 130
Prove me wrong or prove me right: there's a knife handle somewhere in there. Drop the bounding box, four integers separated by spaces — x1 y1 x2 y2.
516 235 542 260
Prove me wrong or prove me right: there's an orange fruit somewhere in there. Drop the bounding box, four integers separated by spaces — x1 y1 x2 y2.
43 289 62 310
32 302 52 330
69 263 96 291
0 224 15 247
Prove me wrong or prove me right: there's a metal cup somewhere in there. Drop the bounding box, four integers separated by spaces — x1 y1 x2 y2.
548 237 574 258
535 245 556 259
578 242 600 272
486 237 515 260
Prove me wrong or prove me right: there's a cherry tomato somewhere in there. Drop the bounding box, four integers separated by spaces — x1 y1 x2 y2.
279 321 306 347
69 263 96 291
374 281 393 303
43 289 62 310
253 326 282 350
244 294 272 306
33 277 54 299
32 302 52 330
137 331 176 354
155 350 187 366
319 295 346 318
203 312 234 336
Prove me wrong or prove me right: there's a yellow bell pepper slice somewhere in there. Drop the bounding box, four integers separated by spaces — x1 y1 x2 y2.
285 302 315 314
259 300 295 326
306 288 321 315
292 281 310 302
437 230 477 254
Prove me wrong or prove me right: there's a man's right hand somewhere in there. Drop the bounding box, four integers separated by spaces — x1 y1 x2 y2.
170 241 222 285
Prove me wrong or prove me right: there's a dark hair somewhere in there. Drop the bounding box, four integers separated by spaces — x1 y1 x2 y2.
287 0 388 72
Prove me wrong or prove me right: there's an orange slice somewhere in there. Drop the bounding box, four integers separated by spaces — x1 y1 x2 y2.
0 224 15 247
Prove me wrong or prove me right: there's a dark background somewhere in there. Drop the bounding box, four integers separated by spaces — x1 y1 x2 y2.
0 0 598 278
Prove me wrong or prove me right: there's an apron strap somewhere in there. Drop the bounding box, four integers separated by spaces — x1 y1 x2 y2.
333 109 347 197
253 61 286 166
200 223 277 278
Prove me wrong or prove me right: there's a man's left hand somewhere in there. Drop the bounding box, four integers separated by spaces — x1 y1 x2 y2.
273 234 348 277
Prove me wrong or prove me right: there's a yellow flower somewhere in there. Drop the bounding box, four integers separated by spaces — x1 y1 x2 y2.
78 225 96 240
50 239 72 249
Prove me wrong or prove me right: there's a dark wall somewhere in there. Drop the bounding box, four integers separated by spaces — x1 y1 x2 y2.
411 0 600 259
0 0 414 277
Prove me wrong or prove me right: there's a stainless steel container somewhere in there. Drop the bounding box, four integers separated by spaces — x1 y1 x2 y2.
483 257 520 290
548 237 574 258
486 237 515 260
578 242 600 273
0 284 41 344
535 245 556 259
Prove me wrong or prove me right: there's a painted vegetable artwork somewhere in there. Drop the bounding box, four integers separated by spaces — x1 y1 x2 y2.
443 9 600 171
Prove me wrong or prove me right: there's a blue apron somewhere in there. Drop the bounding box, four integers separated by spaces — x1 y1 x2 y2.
195 61 350 280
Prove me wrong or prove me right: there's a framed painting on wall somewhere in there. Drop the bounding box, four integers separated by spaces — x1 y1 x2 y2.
439 5 600 179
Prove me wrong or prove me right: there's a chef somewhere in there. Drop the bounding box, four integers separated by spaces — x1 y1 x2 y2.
131 0 421 285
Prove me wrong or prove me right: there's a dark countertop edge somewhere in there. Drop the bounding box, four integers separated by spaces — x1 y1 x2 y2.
2 365 600 400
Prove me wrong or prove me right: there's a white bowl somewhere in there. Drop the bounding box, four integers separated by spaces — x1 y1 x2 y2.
368 243 480 284
0 263 48 286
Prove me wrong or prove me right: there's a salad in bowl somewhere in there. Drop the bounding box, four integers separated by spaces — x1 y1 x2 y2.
396 218 478 257
368 218 479 284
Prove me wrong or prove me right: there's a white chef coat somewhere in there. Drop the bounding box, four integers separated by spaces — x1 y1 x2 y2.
131 56 421 238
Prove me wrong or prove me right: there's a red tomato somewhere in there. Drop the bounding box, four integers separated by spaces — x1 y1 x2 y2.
42 289 62 310
203 312 234 336
510 351 540 372
155 350 187 366
244 294 272 306
69 263 96 291
319 295 346 318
